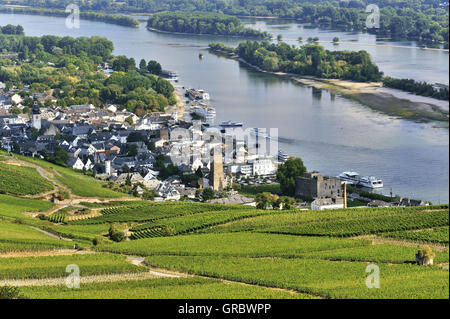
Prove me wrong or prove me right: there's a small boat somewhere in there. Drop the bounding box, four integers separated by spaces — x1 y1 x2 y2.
220 121 243 128
358 176 383 189
186 88 210 101
338 171 360 185
190 105 216 119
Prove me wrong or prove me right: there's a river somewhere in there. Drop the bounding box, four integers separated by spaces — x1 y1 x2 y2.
0 13 448 203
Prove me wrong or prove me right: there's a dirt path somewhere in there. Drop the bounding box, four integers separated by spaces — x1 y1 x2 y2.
0 249 94 258
29 226 73 242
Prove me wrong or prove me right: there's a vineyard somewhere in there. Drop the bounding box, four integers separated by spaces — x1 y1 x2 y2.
0 164 54 196
382 226 450 244
0 157 448 299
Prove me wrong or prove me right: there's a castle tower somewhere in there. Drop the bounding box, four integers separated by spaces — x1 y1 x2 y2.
210 150 225 191
31 107 41 130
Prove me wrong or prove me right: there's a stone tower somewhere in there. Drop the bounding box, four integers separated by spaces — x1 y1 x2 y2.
105 160 112 176
31 107 41 130
210 150 225 191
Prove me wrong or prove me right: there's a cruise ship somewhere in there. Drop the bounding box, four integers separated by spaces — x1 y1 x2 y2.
338 171 383 188
186 88 210 101
338 171 361 185
358 176 384 188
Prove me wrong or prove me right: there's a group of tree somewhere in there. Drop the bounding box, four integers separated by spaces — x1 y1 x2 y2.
383 76 449 101
5 0 447 44
0 6 139 28
276 157 307 197
0 24 24 35
147 11 271 39
255 192 295 210
212 40 383 82
0 30 176 114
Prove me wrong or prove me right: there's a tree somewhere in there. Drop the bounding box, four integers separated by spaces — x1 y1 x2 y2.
147 60 162 75
277 34 283 41
195 166 204 178
52 145 69 165
125 116 134 125
127 144 138 156
108 224 125 242
333 37 339 44
276 157 307 196
255 192 275 210
281 196 295 210
11 142 20 154
139 58 147 71
298 36 303 42
201 187 215 202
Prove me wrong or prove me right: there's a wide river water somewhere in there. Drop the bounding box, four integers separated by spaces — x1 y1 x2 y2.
0 13 448 203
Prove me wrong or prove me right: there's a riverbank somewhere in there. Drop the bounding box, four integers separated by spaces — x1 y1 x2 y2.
210 49 449 123
165 82 188 121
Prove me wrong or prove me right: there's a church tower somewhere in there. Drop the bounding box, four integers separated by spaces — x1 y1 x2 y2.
31 107 41 130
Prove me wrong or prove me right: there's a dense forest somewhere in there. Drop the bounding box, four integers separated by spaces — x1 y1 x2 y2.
210 40 383 82
383 77 449 100
147 11 271 38
0 5 139 27
1 0 447 43
0 27 176 114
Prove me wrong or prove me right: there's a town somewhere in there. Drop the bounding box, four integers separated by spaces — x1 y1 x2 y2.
0 84 429 209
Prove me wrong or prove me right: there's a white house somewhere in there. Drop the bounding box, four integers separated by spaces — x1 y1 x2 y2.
11 94 23 105
311 198 344 210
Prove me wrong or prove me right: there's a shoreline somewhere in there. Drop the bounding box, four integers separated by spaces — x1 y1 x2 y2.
165 82 188 121
210 49 449 123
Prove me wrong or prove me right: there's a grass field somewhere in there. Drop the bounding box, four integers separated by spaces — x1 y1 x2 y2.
0 164 54 196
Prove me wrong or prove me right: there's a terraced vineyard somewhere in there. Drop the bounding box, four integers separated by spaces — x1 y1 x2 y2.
130 209 276 238
0 164 54 196
70 202 253 225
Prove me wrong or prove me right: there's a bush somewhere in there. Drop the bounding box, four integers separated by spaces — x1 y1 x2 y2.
0 286 24 299
108 224 125 242
92 236 105 246
417 246 435 261
37 214 47 220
